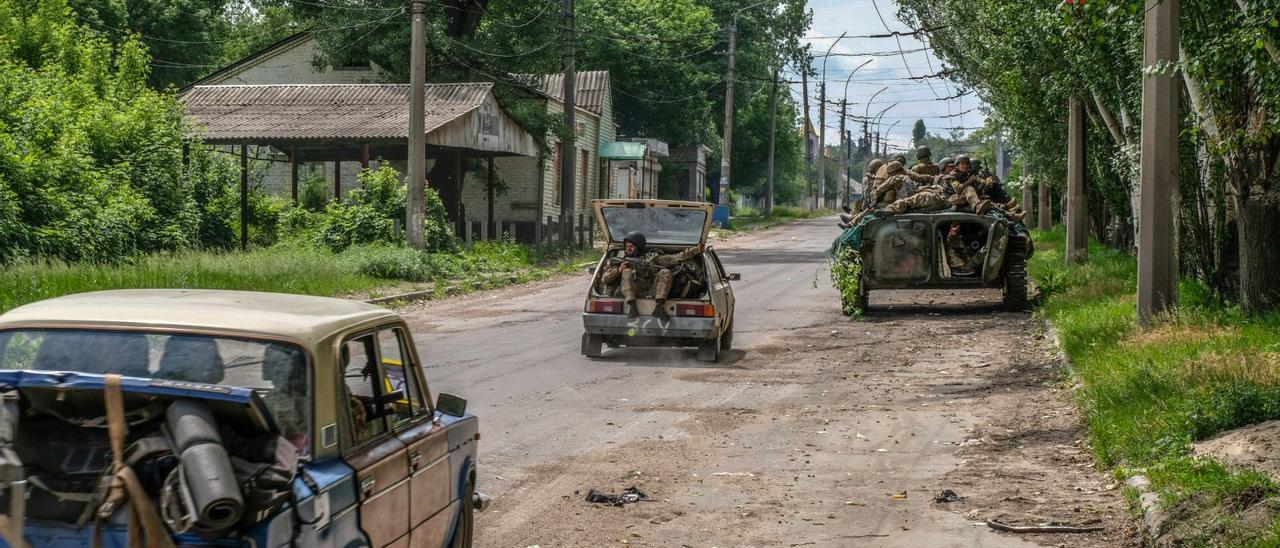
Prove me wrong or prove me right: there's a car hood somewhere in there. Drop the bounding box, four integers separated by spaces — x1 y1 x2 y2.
592 199 714 247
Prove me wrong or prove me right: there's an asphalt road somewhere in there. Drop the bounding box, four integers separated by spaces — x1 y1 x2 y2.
398 217 1130 547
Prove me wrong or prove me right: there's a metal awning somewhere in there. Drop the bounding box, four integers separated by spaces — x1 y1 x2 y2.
600 141 646 161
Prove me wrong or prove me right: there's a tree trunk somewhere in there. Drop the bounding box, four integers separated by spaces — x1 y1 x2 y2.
1237 193 1280 314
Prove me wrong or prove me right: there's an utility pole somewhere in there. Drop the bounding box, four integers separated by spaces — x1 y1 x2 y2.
837 99 847 207
405 0 427 249
1138 0 1179 323
844 129 852 205
817 81 826 209
861 120 870 195
560 0 577 242
717 19 738 206
765 64 778 216
1066 96 1087 265
801 68 812 209
875 131 881 158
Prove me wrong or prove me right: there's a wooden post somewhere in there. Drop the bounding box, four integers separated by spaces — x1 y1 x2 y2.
1038 182 1052 231
290 146 299 204
465 217 473 245
333 160 341 199
454 149 465 234
577 212 585 247
240 145 249 252
1138 0 1180 323
487 157 495 241
1066 97 1088 264
361 143 371 171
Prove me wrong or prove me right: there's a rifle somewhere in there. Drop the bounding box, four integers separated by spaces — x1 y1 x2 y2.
607 256 665 273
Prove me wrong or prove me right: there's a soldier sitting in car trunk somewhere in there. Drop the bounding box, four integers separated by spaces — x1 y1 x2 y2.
598 232 706 320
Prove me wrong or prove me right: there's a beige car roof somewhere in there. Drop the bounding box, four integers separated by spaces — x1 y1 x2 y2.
591 199 715 246
0 289 397 346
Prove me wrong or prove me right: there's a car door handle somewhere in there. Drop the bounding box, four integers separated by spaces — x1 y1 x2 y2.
360 476 376 497
409 450 422 471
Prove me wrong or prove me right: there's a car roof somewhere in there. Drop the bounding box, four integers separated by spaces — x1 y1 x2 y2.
0 289 397 346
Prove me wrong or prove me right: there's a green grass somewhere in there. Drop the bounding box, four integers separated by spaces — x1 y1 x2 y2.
0 241 596 314
721 205 831 233
1029 227 1280 542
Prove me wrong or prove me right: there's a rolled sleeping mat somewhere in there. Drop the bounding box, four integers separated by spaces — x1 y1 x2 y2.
166 399 222 453
179 442 244 530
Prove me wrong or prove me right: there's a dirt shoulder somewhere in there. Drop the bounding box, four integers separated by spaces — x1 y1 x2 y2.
474 288 1136 546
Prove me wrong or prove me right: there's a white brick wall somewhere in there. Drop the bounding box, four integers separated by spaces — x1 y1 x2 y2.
203 38 382 86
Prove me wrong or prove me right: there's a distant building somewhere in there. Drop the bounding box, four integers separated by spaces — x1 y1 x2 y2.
668 144 712 202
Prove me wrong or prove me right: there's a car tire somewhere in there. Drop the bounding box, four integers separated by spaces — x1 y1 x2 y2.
697 335 721 362
581 333 604 358
1003 235 1029 311
451 479 475 548
720 323 733 352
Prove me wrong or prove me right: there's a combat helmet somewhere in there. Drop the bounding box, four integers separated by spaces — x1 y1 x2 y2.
939 156 955 169
867 158 884 173
892 154 907 165
885 160 904 174
916 145 932 160
623 231 647 254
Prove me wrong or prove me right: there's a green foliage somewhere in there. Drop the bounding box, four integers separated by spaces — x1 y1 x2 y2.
299 175 331 212
911 119 926 145
312 165 455 253
0 0 239 263
830 247 863 317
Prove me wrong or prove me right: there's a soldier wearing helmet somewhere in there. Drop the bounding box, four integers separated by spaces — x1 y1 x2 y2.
910 145 940 176
598 232 706 320
942 155 993 215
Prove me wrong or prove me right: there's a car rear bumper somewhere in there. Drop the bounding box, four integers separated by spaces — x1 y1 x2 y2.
582 313 717 339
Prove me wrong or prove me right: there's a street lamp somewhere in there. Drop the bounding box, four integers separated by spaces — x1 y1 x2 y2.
717 0 775 209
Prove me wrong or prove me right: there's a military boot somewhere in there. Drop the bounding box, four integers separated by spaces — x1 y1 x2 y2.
653 299 670 320
626 300 639 320
975 200 993 215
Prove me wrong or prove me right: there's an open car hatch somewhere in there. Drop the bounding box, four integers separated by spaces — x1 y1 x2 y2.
592 199 715 247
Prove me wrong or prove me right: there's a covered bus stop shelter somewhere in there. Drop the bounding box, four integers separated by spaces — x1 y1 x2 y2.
181 83 539 250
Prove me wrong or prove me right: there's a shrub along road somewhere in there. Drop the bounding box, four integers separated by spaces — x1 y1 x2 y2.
402 217 1135 546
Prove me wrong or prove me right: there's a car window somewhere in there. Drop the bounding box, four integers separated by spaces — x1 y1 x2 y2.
342 335 388 446
0 329 312 454
708 251 727 280
377 328 426 426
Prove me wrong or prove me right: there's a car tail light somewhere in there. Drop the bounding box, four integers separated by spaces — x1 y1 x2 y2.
676 303 715 317
586 299 624 314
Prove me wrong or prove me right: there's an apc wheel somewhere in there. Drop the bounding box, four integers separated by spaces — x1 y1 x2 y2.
1003 236 1029 311
451 479 474 548
581 333 604 358
697 335 721 362
855 287 870 313
720 323 733 352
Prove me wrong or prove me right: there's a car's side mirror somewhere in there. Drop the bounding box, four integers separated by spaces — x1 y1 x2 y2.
436 392 467 417
727 273 742 281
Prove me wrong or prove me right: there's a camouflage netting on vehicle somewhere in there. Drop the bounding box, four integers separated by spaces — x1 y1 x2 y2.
829 209 1031 257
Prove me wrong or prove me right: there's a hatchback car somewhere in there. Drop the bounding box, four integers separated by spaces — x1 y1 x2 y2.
581 200 739 362
0 289 485 548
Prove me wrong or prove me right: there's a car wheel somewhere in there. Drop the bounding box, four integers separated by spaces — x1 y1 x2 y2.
719 323 733 352
581 333 604 358
451 479 475 548
697 335 721 362
1003 235 1029 311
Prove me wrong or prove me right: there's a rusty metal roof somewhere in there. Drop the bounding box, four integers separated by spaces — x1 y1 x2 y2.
181 83 495 142
537 71 609 116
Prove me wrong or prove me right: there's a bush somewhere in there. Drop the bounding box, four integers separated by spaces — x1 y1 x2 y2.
299 175 331 212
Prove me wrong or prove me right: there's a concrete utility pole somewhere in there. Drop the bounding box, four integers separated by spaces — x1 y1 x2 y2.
765 64 778 216
405 0 427 249
717 18 738 206
560 0 577 242
1066 96 1088 264
844 129 852 204
802 68 812 209
1138 0 1180 323
817 81 826 209
1023 175 1035 228
837 99 847 207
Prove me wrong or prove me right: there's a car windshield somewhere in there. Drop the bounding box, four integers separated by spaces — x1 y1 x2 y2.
0 329 310 446
602 206 706 245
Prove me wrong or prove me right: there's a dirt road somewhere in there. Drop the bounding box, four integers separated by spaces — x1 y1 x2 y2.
399 217 1135 547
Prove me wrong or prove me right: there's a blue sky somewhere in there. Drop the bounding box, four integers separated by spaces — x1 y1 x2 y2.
789 0 987 152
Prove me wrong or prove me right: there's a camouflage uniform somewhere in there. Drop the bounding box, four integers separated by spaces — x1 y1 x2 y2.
910 146 940 176
883 184 947 215
599 247 703 302
942 171 992 215
872 162 936 205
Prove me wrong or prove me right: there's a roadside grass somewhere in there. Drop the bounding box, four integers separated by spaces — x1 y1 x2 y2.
1029 227 1280 542
0 241 596 314
719 205 831 234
